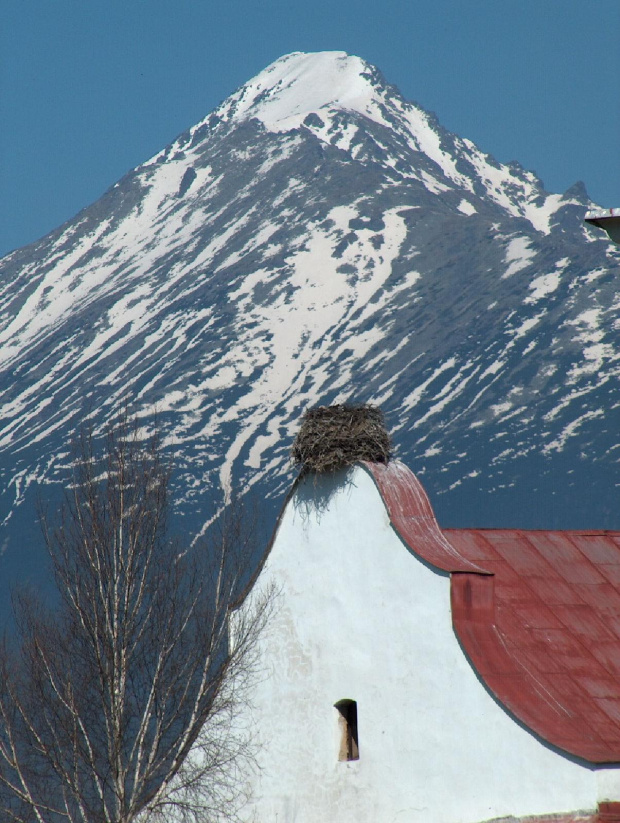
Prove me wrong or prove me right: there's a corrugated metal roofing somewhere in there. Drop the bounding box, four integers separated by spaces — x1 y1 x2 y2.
447 528 620 763
363 460 620 764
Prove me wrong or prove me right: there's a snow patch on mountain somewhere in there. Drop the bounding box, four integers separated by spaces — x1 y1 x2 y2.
212 203 408 485
457 200 477 216
503 236 536 278
525 272 561 304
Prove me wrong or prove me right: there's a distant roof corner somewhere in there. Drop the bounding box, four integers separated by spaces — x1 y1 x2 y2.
585 208 620 244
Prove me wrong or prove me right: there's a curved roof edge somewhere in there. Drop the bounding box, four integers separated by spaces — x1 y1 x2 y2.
361 460 488 574
233 460 486 609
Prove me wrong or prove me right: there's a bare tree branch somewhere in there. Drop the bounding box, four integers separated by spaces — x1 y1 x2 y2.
0 411 274 823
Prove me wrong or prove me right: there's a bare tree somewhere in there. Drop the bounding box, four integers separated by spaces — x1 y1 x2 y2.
0 413 273 823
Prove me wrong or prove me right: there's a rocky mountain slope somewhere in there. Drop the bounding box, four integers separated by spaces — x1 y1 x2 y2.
1 51 619 616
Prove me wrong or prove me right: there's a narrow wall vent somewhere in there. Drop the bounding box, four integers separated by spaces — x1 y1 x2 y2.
335 699 359 761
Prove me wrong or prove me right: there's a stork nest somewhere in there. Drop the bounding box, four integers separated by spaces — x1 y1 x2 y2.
292 404 391 473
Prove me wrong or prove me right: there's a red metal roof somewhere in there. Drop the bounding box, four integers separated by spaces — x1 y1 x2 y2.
363 461 487 574
363 460 620 764
448 528 620 763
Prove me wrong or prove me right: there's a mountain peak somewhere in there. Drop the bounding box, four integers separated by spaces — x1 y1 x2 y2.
1 48 619 631
213 51 390 133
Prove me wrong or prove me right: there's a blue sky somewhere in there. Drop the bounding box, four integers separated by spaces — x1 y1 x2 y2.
2 0 619 257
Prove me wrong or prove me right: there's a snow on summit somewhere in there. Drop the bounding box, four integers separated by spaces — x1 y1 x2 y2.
213 51 389 132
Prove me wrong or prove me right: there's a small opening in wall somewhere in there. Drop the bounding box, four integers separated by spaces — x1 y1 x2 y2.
335 699 359 761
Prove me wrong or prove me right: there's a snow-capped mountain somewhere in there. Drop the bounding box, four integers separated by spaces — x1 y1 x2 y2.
1 51 619 618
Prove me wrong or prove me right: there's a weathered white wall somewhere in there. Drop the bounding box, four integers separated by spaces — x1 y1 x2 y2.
598 768 620 802
241 466 597 823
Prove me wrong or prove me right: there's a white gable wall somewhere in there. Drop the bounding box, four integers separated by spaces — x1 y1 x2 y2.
241 466 596 823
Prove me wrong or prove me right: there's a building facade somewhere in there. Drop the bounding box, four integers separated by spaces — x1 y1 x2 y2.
240 461 620 823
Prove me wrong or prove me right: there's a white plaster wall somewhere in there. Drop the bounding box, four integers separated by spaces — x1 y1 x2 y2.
241 467 597 823
598 767 620 802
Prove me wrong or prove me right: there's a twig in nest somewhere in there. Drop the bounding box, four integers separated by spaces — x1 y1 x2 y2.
292 404 391 473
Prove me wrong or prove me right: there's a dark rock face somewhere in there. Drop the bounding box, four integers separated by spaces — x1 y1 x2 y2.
1 51 619 622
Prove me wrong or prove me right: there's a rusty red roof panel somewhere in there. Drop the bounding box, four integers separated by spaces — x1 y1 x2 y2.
447 528 620 763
